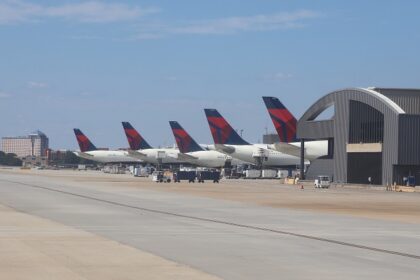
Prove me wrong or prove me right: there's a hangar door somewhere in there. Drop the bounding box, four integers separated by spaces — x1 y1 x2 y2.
348 152 382 184
347 101 384 185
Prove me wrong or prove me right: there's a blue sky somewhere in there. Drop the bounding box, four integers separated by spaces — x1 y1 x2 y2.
1 0 419 149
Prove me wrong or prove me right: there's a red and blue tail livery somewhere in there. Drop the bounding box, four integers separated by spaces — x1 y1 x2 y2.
169 121 204 153
73 129 97 152
122 122 152 150
204 109 249 145
262 96 298 143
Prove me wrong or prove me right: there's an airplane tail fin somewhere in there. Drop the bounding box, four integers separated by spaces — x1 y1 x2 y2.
169 121 204 153
121 122 152 150
204 109 249 145
73 129 97 152
262 96 298 143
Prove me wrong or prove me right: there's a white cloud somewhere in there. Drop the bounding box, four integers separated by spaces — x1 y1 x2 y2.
0 2 319 40
134 10 320 39
28 81 48 88
0 0 158 24
173 11 318 35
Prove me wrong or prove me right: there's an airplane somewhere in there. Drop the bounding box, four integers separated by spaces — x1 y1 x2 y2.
121 122 182 165
73 129 140 163
169 121 247 168
262 96 328 160
204 109 306 167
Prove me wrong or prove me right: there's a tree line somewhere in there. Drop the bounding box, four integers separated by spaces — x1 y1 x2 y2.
0 151 22 166
52 151 95 165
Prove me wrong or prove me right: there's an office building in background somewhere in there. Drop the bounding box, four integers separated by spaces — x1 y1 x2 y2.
1 130 49 158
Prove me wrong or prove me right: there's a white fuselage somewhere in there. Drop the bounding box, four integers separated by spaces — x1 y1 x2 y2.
135 148 182 165
74 150 140 163
184 150 246 168
213 144 309 167
266 140 329 161
288 140 329 160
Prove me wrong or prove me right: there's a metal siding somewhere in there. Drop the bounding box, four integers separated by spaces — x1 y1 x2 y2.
305 159 334 180
398 115 420 165
374 88 420 115
334 91 349 183
389 95 420 114
298 120 334 139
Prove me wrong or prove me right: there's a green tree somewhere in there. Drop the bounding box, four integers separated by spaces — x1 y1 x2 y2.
0 151 22 166
62 151 81 164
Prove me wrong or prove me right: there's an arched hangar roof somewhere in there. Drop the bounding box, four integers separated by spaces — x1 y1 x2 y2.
300 87 405 123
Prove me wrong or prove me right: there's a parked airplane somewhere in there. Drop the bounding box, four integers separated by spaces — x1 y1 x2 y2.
169 121 246 168
121 122 182 165
204 109 305 167
262 96 328 160
73 129 139 163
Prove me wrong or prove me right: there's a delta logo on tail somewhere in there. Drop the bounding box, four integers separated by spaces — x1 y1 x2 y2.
73 129 97 152
122 122 152 150
262 97 298 143
169 121 203 153
204 109 249 145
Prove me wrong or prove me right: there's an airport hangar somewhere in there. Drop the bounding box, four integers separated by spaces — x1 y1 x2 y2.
297 87 420 186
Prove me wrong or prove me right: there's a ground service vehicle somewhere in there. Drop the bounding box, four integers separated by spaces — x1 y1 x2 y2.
152 171 171 183
197 170 221 183
315 176 331 188
173 170 196 183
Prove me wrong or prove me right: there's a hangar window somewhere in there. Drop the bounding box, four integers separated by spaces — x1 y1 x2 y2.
349 100 384 143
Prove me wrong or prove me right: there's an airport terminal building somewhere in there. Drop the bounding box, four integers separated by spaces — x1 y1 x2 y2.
298 87 420 185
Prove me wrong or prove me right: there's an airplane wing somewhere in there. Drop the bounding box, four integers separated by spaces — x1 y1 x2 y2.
214 144 235 154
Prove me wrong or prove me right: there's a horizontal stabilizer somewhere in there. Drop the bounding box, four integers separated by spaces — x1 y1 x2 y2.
73 151 95 160
215 144 235 154
177 153 198 161
127 150 148 160
272 142 302 158
271 142 317 160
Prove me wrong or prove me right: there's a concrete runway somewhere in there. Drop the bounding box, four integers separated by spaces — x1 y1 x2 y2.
1 170 420 279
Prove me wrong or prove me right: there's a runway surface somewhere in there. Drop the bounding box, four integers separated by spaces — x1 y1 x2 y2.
1 170 420 279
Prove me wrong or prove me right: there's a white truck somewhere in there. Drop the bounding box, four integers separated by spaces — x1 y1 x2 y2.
78 164 86 171
314 175 331 188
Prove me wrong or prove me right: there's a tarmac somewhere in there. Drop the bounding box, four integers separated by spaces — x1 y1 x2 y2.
1 168 420 279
